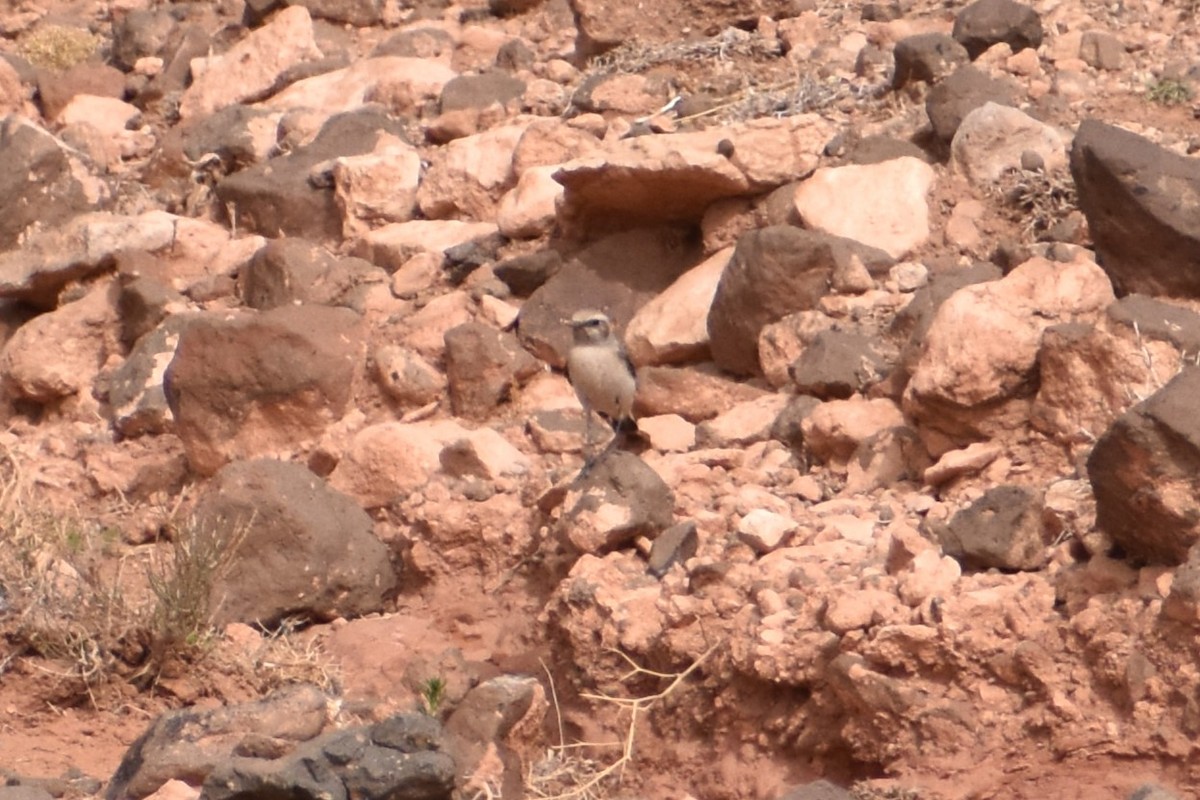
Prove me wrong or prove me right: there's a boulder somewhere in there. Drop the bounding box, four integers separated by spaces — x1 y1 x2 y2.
625 247 732 367
418 124 528 221
950 103 1066 186
925 65 1018 144
164 305 365 476
930 485 1048 571
952 0 1043 59
443 322 541 420
194 458 397 625
1088 367 1200 565
1070 119 1200 298
557 451 674 554
707 226 893 376
891 33 969 90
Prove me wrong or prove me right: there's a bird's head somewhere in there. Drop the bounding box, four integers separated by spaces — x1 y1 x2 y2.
568 309 613 344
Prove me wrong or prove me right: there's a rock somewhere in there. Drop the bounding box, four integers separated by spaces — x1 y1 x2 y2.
518 227 702 368
165 305 365 476
194 458 397 625
903 255 1114 451
1127 786 1183 800
493 250 562 296
952 0 1043 60
570 72 668 116
737 509 799 554
557 451 674 554
286 0 382 26
923 441 1002 487
0 117 110 255
1088 367 1200 565
925 65 1018 144
625 247 733 367
891 33 969 90
707 226 893 376
496 166 561 239
1079 30 1123 70
443 675 536 798
105 684 330 800
111 8 177 70
771 394 823 452
418 124 527 221
217 109 410 240
1 280 117 410
637 414 695 452
373 344 446 409
106 316 191 438
779 779 854 800
202 714 454 800
568 0 797 55
1043 479 1107 556
931 485 1048 571
262 55 453 118
803 397 905 464
636 364 768 422
1070 119 1200 298
0 787 54 800
789 330 893 400
950 103 1066 186
332 134 423 237
179 6 323 120
554 115 836 236
354 220 499 273
789 157 934 259
180 104 283 175
441 71 526 112
443 322 541 420
695 394 790 448
647 519 699 577
328 420 478 507
36 61 123 121
239 238 386 310
438 428 530 483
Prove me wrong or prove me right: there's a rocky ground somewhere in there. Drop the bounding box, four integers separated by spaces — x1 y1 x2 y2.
1 0 1200 798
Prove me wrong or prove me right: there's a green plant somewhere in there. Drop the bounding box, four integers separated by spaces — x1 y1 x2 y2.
420 676 447 716
1146 77 1193 106
18 25 101 70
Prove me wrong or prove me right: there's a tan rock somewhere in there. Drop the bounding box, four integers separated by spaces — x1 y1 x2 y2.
181 6 323 120
418 123 528 221
352 220 498 271
332 134 422 237
696 394 790 448
950 103 1067 187
496 165 561 239
625 247 733 367
399 290 474 360
638 414 696 453
802 397 905 464
904 254 1114 447
923 441 1003 486
737 508 799 554
636 365 768 422
264 56 456 117
791 157 936 259
329 419 472 507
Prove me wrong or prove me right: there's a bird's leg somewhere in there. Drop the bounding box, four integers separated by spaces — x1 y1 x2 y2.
581 405 597 468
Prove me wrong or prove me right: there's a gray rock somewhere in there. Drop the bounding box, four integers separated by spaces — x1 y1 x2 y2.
892 33 969 90
925 65 1018 144
216 109 408 240
370 27 454 59
952 0 1043 60
1088 367 1200 565
105 315 192 439
111 7 178 71
443 322 541 420
444 676 536 799
0 117 109 257
240 238 386 311
0 787 56 800
1106 295 1200 354
1079 30 1124 70
559 451 675 554
202 713 453 800
770 394 822 453
1128 785 1183 800
494 38 536 70
931 485 1048 571
789 330 892 400
1070 119 1200 299
707 226 893 376
440 71 526 113
647 519 699 577
107 684 330 800
285 0 382 26
182 104 281 172
493 250 562 296
116 254 186 350
195 458 398 626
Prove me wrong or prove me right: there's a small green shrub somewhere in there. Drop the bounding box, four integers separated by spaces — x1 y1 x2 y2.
420 676 447 716
1146 77 1193 106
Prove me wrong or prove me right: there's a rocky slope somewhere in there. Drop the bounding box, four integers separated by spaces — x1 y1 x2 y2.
1 0 1200 798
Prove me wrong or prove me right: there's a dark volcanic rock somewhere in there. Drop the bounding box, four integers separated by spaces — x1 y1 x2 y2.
559 450 674 554
789 330 892 400
931 485 1048 571
952 0 1043 60
708 226 893 376
1070 119 1200 299
440 71 526 112
892 33 969 90
443 322 540 420
1088 367 1200 565
194 458 398 626
926 65 1018 143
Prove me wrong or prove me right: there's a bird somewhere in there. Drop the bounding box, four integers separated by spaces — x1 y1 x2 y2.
566 309 638 463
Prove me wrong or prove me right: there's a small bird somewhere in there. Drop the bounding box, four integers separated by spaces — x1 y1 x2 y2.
566 309 638 462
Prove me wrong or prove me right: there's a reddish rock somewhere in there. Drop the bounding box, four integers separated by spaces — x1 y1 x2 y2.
165 305 366 476
443 322 541 420
625 247 732 367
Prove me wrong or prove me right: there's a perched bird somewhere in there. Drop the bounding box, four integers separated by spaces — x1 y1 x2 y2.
566 309 638 461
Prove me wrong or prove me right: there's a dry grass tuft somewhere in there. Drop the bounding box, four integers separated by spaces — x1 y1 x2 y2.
589 28 782 74
988 166 1078 242
18 25 102 70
